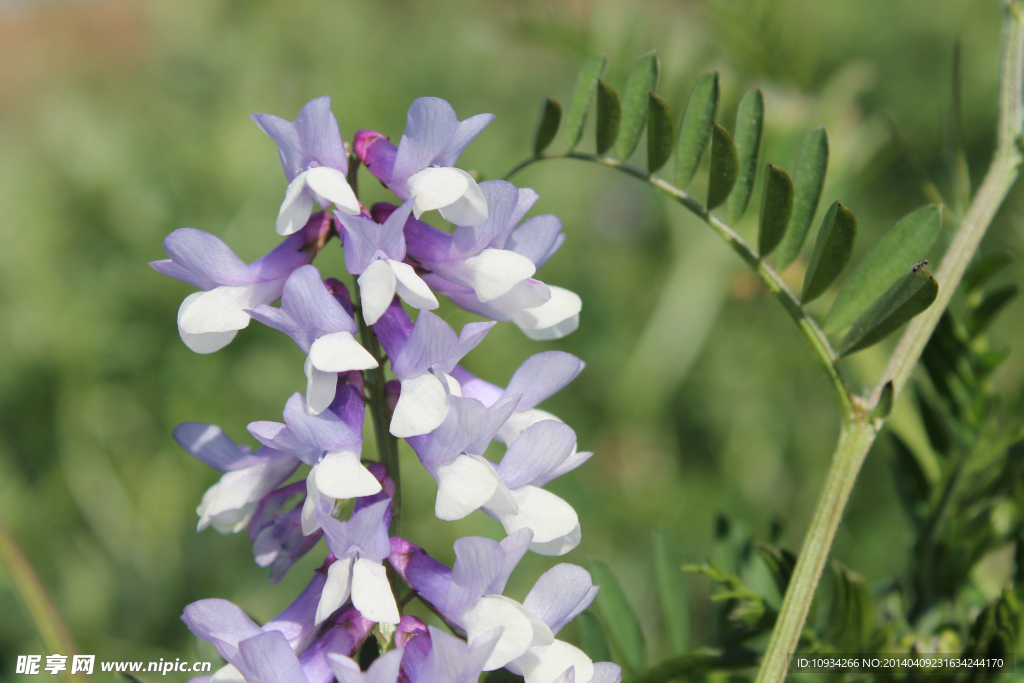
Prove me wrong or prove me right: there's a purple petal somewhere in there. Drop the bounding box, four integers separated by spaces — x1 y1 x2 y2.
283 393 362 453
591 663 623 683
449 366 503 407
464 394 522 456
295 96 348 173
391 311 460 378
239 630 309 683
523 564 597 634
319 499 392 563
251 113 304 181
506 215 565 268
337 213 388 274
162 228 259 287
451 181 520 257
386 204 455 263
181 599 262 662
281 265 357 337
436 113 495 168
150 259 217 290
448 537 504 611
496 420 577 489
380 201 415 261
391 98 459 182
534 451 594 488
329 379 366 435
391 538 452 612
355 130 397 184
364 648 405 683
247 304 308 349
444 321 496 374
503 351 584 410
488 528 533 596
247 420 318 466
249 480 306 542
406 396 490 465
249 213 329 281
172 423 262 471
370 297 415 360
264 569 329 648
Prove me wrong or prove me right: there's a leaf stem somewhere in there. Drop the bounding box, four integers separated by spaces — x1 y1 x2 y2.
0 516 89 683
505 152 854 417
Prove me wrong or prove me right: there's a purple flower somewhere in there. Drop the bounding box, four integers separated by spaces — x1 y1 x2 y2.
151 212 331 353
355 98 493 226
328 647 404 683
316 499 399 625
387 310 494 438
248 385 381 534
248 481 322 583
252 97 360 235
333 201 438 325
173 423 298 534
415 626 502 683
248 265 378 414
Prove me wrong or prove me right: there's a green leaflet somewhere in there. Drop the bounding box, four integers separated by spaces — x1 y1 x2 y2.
758 164 794 257
801 201 857 304
614 50 660 160
774 127 829 270
824 562 876 652
838 268 939 356
968 284 1018 336
675 71 719 187
653 529 689 655
826 205 943 333
707 123 739 210
590 561 646 673
565 55 607 151
726 89 764 224
532 97 561 157
595 80 621 156
890 433 931 528
647 92 674 174
577 611 613 663
753 543 797 598
963 251 1012 295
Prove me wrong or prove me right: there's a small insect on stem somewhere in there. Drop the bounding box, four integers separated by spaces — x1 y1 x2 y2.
911 259 930 272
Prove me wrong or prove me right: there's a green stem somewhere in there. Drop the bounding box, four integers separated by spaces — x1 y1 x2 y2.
506 152 854 418
627 650 759 683
0 517 89 683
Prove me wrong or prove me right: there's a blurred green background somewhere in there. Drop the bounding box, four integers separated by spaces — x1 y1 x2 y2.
2 0 1023 679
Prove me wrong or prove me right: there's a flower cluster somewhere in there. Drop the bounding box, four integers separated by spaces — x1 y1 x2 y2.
154 96 611 683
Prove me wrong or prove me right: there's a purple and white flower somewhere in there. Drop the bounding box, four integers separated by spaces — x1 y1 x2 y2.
151 212 331 354
248 265 378 414
252 96 360 235
334 201 438 325
356 98 493 226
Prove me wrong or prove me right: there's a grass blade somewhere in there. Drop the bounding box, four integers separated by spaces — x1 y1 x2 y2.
726 89 765 224
653 529 689 655
590 561 646 673
774 126 829 270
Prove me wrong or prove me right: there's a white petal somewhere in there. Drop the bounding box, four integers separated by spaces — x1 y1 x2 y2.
495 279 552 309
496 409 563 446
309 331 379 372
277 173 315 235
316 556 354 625
514 641 593 683
390 374 450 438
405 167 471 217
305 356 338 415
196 458 296 533
435 249 537 303
513 287 581 340
460 596 554 670
529 524 581 557
301 468 335 535
434 454 512 521
438 176 489 226
390 260 439 311
178 280 285 335
210 664 246 683
443 372 463 398
306 166 360 215
493 486 578 545
179 326 238 354
358 260 398 325
352 557 400 624
314 450 383 499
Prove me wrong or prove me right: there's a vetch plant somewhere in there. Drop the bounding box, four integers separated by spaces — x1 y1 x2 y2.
146 3 1024 683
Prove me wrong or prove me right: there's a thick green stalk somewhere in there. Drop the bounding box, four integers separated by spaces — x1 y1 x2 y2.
505 153 855 417
0 517 88 683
